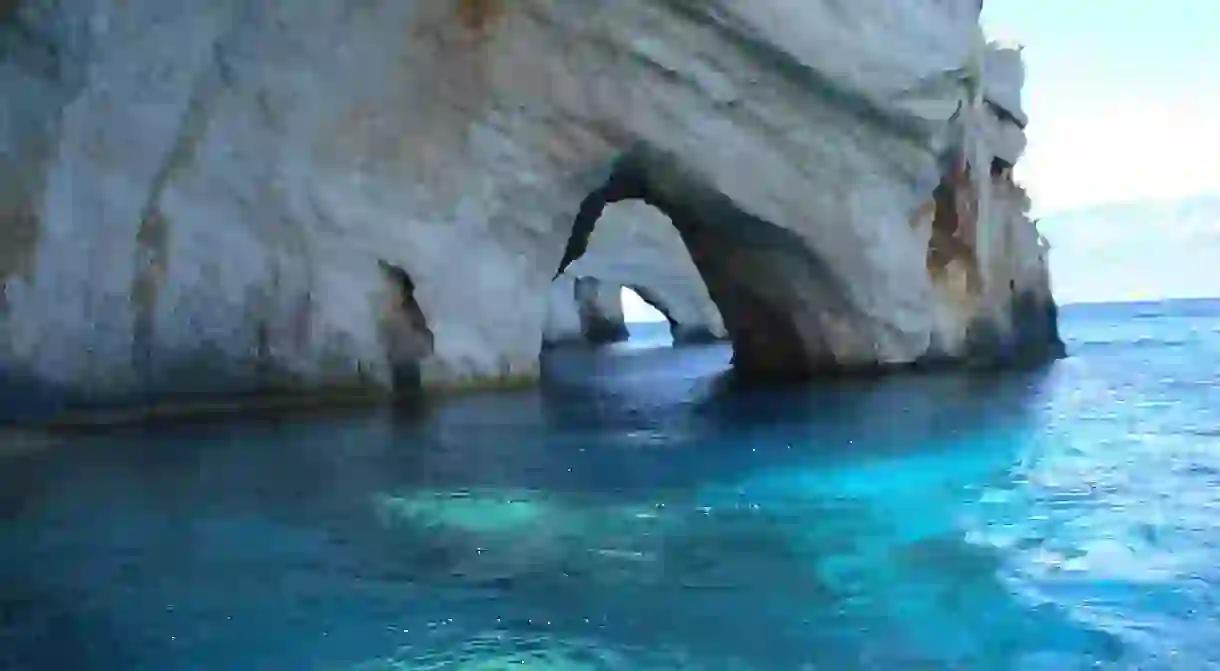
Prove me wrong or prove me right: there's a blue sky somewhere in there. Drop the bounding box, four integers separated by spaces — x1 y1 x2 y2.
625 1 1220 319
983 0 1220 303
982 0 1219 217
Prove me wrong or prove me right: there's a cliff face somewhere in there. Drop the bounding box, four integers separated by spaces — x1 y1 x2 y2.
0 0 1061 420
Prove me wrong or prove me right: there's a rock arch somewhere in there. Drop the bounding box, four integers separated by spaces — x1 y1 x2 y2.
0 0 1066 420
623 283 720 345
557 145 861 379
542 273 721 349
542 198 727 349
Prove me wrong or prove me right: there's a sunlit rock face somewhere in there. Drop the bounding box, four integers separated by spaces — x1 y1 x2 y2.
0 0 1061 419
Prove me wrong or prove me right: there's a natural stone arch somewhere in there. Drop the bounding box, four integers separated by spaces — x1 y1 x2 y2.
557 145 858 379
0 1 1066 421
542 196 727 350
623 283 721 345
542 273 720 349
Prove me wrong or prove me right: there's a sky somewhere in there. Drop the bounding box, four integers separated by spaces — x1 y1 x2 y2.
981 0 1220 217
625 1 1220 320
982 0 1220 302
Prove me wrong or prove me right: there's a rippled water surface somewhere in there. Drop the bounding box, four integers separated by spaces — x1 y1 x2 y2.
3 300 1220 670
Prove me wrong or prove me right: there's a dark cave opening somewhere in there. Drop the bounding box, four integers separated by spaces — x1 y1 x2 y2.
377 260 434 394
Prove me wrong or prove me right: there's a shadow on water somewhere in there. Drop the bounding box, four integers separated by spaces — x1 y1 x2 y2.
0 344 1123 669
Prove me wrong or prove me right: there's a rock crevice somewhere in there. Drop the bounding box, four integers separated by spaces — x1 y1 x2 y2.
377 260 434 394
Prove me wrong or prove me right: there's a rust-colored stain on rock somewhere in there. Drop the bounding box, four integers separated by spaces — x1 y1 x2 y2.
926 151 982 294
455 0 504 35
317 0 511 197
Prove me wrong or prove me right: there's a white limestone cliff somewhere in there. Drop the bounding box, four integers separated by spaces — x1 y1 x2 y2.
0 0 1062 421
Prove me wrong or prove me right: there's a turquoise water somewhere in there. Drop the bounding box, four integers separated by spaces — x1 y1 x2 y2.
3 300 1220 669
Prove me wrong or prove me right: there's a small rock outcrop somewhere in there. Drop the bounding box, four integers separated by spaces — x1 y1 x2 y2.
574 277 630 346
0 0 1062 421
542 275 629 348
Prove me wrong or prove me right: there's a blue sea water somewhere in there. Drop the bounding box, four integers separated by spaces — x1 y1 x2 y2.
3 299 1220 670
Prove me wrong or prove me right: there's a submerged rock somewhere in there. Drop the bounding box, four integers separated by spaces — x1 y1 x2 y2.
372 489 567 538
368 486 830 600
344 629 731 671
0 0 1062 420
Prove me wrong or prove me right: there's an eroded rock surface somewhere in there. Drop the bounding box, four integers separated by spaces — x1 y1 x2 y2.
0 0 1061 420
574 277 629 346
541 275 629 348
